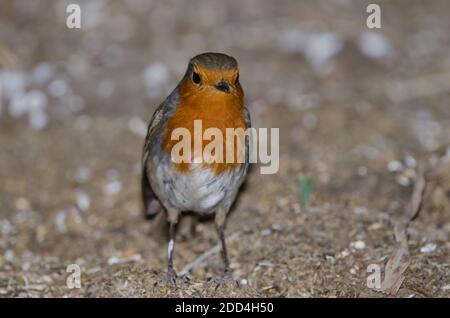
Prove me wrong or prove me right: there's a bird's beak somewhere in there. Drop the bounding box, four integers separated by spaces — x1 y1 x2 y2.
214 80 230 93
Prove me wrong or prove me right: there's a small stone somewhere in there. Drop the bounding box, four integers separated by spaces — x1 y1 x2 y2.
420 243 437 253
48 79 68 97
358 32 391 59
4 250 14 262
14 197 31 211
396 175 410 187
353 206 368 215
350 240 366 250
128 116 148 138
404 155 416 168
103 180 122 196
388 160 403 172
271 223 282 232
75 166 90 184
75 191 90 211
357 166 368 176
74 115 92 131
54 210 67 233
325 255 335 264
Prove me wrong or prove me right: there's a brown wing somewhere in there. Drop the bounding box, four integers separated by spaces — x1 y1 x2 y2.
141 102 165 218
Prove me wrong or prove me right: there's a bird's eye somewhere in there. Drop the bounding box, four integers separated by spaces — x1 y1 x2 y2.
192 71 201 84
234 74 239 85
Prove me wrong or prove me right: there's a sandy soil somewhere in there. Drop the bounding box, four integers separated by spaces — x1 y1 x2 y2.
0 0 449 297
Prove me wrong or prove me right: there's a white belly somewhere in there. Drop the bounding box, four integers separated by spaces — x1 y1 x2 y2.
150 161 240 214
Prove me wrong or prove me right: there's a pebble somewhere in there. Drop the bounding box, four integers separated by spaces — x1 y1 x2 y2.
325 255 335 264
420 243 437 253
103 180 122 196
142 62 170 97
48 79 68 97
54 210 67 233
350 240 366 250
14 197 31 211
75 166 91 184
388 160 403 172
31 62 56 84
403 155 416 168
74 115 93 131
358 32 391 59
357 166 368 177
396 175 410 187
128 116 148 138
4 250 14 263
76 191 90 211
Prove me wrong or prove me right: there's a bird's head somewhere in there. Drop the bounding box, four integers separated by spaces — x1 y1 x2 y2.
179 52 243 99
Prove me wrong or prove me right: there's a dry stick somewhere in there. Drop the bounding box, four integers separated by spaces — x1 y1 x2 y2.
380 152 450 295
380 166 426 295
178 230 243 277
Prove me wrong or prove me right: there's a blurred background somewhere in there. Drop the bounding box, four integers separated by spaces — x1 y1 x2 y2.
0 0 449 297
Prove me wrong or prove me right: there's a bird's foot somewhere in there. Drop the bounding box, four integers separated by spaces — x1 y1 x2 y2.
213 271 239 290
154 267 179 287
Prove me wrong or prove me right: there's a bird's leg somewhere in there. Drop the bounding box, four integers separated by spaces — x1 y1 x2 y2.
217 223 230 275
154 208 179 287
214 208 235 289
166 219 177 283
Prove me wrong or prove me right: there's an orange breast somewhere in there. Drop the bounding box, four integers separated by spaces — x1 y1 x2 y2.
163 80 246 175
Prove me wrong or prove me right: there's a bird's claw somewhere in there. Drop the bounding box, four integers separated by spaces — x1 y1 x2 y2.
154 267 179 287
214 271 239 290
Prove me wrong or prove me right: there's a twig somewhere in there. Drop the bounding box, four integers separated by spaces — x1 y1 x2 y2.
379 150 450 295
178 230 242 277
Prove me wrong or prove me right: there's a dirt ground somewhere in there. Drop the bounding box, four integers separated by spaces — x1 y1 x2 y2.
0 0 449 297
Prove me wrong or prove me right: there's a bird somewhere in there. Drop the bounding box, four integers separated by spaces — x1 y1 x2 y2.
141 52 251 286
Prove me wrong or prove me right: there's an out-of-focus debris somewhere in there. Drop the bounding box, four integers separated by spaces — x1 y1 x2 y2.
325 255 335 264
350 240 366 250
128 116 148 138
352 206 368 215
14 197 31 211
357 166 368 177
103 180 122 196
298 177 313 205
54 210 68 233
75 166 91 184
108 252 142 265
75 190 90 211
278 29 343 75
22 284 47 291
388 155 421 186
142 62 170 97
358 32 391 59
4 250 14 263
388 160 403 173
420 243 437 253
387 72 450 103
404 155 417 168
0 44 18 68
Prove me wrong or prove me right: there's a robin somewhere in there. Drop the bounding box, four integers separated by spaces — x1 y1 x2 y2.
141 52 250 286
